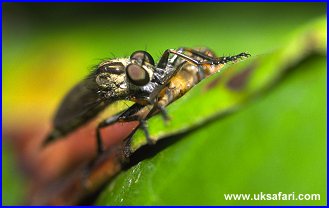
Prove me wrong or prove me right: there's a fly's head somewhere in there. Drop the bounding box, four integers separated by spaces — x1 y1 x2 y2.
125 50 160 104
95 50 159 103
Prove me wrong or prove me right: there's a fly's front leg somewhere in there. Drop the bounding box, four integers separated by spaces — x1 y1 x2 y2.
175 47 250 64
177 47 217 61
158 48 250 74
166 48 250 77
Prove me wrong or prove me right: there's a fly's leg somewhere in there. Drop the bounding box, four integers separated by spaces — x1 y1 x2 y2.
96 103 153 155
172 48 250 79
176 47 250 64
157 104 170 121
177 47 217 61
157 49 250 84
168 49 250 69
139 119 153 144
96 114 120 154
96 113 153 152
83 103 153 182
96 103 143 154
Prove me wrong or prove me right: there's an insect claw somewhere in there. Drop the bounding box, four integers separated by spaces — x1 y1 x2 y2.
238 52 251 59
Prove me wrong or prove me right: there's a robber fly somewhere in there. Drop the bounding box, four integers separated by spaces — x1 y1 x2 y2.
43 47 250 154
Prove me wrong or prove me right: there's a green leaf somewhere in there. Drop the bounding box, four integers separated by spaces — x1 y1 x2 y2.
2 4 326 205
96 17 326 205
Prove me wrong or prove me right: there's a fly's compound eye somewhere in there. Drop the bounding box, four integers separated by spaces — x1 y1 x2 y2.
126 64 150 86
130 50 155 66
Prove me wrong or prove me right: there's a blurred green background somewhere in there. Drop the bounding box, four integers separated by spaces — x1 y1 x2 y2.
2 3 326 205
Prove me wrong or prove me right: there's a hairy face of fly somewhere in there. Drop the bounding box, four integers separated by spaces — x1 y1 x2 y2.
95 51 155 99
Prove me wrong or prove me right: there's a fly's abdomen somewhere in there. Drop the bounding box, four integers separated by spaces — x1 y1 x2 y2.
158 62 199 108
157 47 230 108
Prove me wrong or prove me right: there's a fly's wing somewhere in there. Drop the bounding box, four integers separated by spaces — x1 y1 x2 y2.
44 74 110 145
